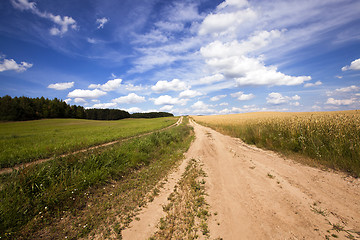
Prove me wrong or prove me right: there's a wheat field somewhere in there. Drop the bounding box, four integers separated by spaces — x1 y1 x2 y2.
193 110 360 177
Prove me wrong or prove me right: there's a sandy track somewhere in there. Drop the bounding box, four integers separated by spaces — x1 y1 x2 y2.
123 119 360 239
192 119 360 239
0 117 183 175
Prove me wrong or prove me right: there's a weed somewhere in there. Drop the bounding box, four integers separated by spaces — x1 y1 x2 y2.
151 159 212 239
0 119 193 239
310 206 327 216
267 173 275 179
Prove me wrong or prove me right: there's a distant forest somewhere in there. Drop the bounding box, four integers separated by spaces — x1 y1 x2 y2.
0 95 173 121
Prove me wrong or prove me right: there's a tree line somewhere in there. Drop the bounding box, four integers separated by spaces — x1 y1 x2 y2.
0 95 173 121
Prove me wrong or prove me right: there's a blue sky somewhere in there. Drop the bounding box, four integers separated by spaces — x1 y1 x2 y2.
1 0 360 115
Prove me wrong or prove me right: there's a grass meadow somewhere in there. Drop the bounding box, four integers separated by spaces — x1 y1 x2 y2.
0 117 177 168
0 117 192 239
193 110 360 177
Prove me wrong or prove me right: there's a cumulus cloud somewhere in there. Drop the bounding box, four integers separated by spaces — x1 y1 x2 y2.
326 98 356 106
125 107 142 113
91 102 117 109
191 101 216 114
217 0 249 9
199 8 256 36
0 57 33 72
124 83 146 91
335 85 360 92
47 81 74 90
112 93 146 104
198 74 225 85
230 91 255 101
67 89 106 99
219 107 244 114
151 95 188 106
266 92 301 105
151 79 188 93
64 98 72 103
201 31 311 86
88 78 123 92
342 58 360 71
210 94 227 101
179 89 202 98
11 0 77 36
74 98 87 104
201 30 282 57
96 17 109 29
160 105 174 112
304 81 322 87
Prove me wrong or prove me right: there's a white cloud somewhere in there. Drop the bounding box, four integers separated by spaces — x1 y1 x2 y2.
47 81 74 90
124 83 145 91
266 92 300 105
125 107 142 113
217 0 249 9
201 30 282 57
219 107 244 115
151 79 188 93
87 38 97 44
151 95 187 106
231 91 255 101
292 95 301 101
11 0 77 36
132 29 168 45
201 31 311 86
199 8 256 36
64 98 72 104
304 81 322 87
164 2 203 23
88 78 123 92
198 74 224 85
96 17 109 29
91 102 117 109
67 89 106 99
112 93 146 104
210 94 227 101
219 102 228 106
342 58 360 71
160 105 174 112
47 14 77 36
10 0 35 11
179 89 202 98
0 57 33 72
191 101 216 114
154 21 184 32
335 85 360 92
74 98 87 104
326 98 356 106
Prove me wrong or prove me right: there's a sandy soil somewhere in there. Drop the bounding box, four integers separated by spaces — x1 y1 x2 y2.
123 119 360 239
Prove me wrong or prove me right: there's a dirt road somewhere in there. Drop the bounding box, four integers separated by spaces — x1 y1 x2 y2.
124 119 360 239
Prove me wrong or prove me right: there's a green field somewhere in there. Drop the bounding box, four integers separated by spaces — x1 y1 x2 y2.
0 117 192 238
193 110 360 177
0 117 177 168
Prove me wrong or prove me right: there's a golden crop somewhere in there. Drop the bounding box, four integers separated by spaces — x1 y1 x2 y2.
192 110 360 177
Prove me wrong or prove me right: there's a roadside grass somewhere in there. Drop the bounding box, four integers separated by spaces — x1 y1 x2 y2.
0 118 192 239
193 110 360 177
0 117 177 168
150 158 210 240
